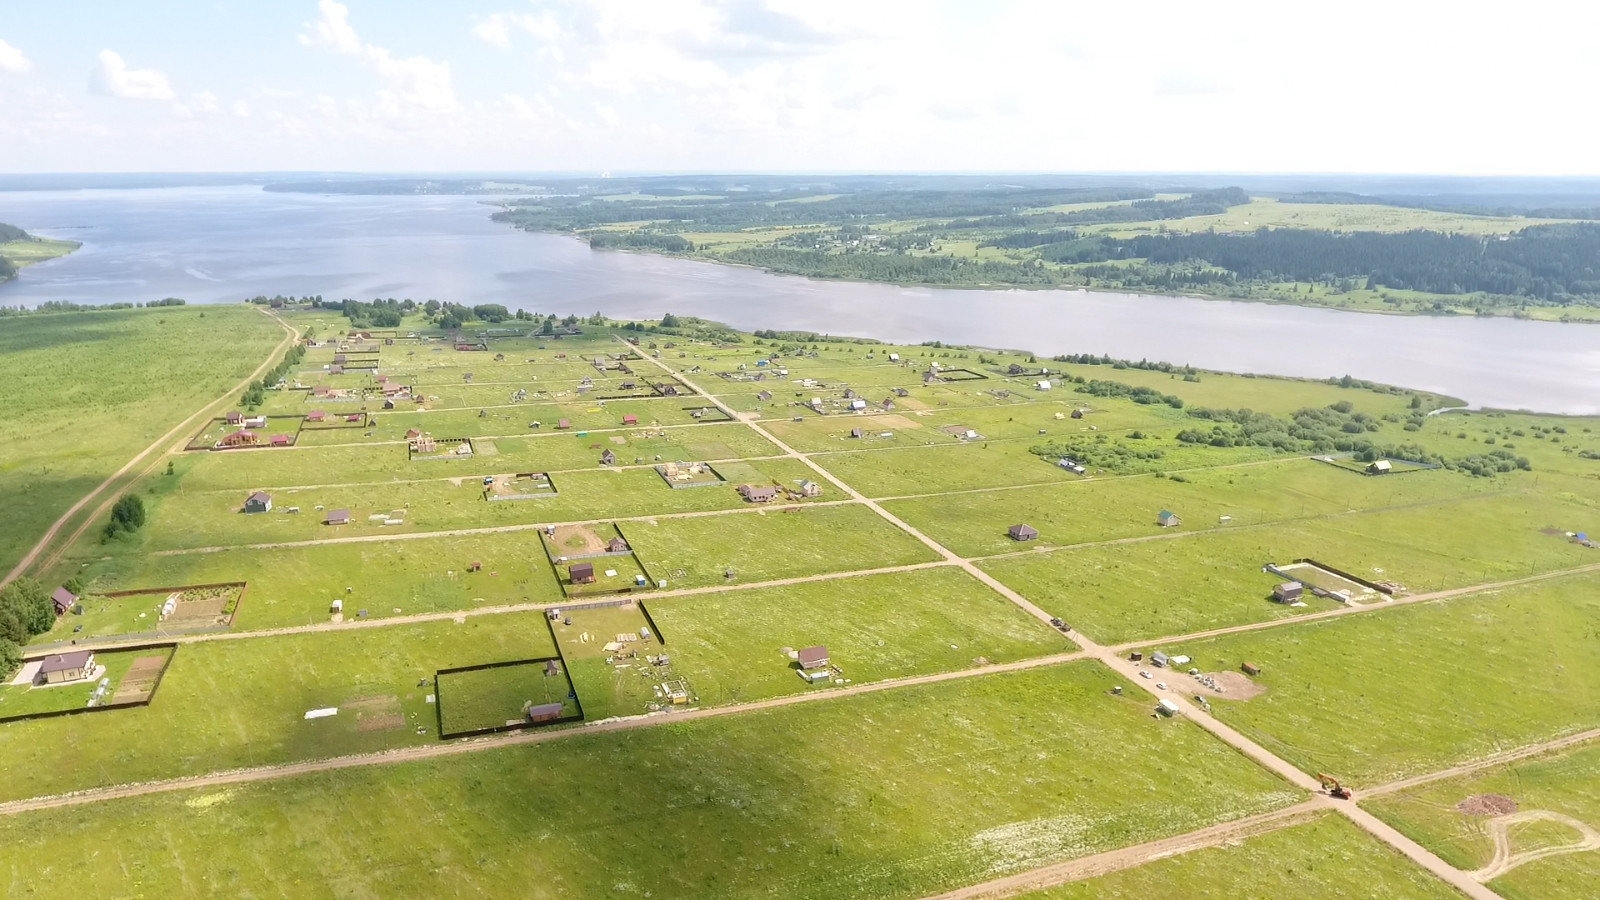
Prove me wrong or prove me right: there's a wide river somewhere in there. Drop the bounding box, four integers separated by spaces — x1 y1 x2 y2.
2 185 1596 413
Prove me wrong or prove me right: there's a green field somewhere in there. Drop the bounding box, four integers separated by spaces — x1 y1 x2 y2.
1153 576 1600 785
0 612 557 802
0 662 1301 898
1366 742 1600 900
0 306 287 574
1012 812 1464 899
650 567 1071 704
437 659 577 735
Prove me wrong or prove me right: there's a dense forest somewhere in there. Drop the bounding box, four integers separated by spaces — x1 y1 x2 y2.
1276 191 1600 220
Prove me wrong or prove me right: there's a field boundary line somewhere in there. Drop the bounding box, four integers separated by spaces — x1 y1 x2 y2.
2 308 299 588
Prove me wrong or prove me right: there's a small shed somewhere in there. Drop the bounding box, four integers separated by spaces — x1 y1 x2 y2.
569 562 596 584
622 414 638 426
796 646 831 670
1241 662 1262 676
757 390 772 401
1151 651 1169 668
225 411 244 425
306 410 326 423
325 509 351 526
1008 523 1039 542
244 491 273 514
1367 459 1393 475
606 536 630 553
893 387 909 397
526 702 565 723
600 449 617 466
557 419 571 430
405 428 422 439
1036 380 1052 391
50 587 78 616
1273 582 1304 602
1157 510 1182 528
270 434 292 446
850 428 864 439
1070 409 1084 419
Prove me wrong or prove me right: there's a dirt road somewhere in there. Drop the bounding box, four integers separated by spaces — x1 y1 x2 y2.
1 309 299 588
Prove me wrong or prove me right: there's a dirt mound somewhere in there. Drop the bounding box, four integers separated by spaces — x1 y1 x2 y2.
1458 794 1519 816
1202 671 1266 701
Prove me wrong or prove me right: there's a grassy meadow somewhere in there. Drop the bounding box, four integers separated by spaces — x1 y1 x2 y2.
0 305 286 574
0 662 1301 899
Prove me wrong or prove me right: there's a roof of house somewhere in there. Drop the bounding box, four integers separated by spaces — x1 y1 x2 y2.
740 484 779 499
248 491 271 503
1009 523 1038 537
797 646 830 667
326 509 350 523
569 562 595 576
51 587 77 607
39 650 93 674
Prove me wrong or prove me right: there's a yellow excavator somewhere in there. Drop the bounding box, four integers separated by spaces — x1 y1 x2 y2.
1317 773 1353 800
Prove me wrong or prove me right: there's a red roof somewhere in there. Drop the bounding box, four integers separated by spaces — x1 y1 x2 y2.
797 646 830 668
306 411 326 421
51 587 77 611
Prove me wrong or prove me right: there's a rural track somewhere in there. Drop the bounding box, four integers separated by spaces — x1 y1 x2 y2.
1469 810 1600 881
1 308 300 588
1360 728 1600 799
0 647 1091 818
0 333 1573 900
632 340 1507 900
919 800 1331 900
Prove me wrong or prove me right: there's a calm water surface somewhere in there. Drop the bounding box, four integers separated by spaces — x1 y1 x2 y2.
2 185 1596 413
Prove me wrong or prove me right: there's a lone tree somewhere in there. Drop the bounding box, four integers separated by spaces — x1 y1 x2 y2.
105 493 147 539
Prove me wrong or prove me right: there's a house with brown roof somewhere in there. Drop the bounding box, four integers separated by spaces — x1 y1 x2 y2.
50 587 78 615
405 428 422 439
244 491 273 514
219 430 261 448
622 414 638 425
269 434 292 447
325 509 351 526
738 484 780 503
607 536 630 553
796 646 831 670
38 650 95 685
569 562 596 584
225 411 244 425
306 410 326 423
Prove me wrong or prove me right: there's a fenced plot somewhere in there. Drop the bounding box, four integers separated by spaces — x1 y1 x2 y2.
435 658 580 739
1268 560 1392 602
41 582 246 643
484 471 557 501
550 602 677 719
0 644 176 722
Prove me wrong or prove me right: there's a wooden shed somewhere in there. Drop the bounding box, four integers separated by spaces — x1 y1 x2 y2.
569 562 596 584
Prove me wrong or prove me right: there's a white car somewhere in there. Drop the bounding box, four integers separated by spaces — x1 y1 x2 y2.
1155 682 1169 691
1139 670 1153 679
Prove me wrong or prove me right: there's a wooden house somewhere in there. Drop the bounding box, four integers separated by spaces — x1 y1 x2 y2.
622 414 638 425
325 509 351 526
796 646 831 670
569 562 596 584
1157 510 1182 528
37 651 95 685
244 491 273 513
50 587 77 615
738 484 779 503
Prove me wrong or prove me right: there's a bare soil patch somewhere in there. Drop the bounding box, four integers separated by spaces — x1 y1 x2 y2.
168 597 227 625
347 695 405 733
111 656 168 703
1458 794 1519 816
1205 671 1267 701
551 523 606 556
871 413 923 430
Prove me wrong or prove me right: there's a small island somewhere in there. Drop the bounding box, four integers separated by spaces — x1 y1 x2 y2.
0 222 81 284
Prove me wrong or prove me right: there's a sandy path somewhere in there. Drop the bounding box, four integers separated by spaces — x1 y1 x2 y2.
922 800 1329 900
1363 728 1600 799
1 309 299 587
1470 809 1600 881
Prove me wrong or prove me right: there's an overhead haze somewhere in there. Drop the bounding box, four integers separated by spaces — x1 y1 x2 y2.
0 0 1595 174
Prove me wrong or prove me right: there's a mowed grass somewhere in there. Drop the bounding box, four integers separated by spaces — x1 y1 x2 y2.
887 459 1499 558
0 662 1300 898
650 567 1072 705
1153 575 1600 785
1012 812 1464 900
47 529 565 632
981 484 1599 644
1366 741 1600 900
437 661 576 735
625 503 938 588
0 612 557 803
0 305 285 573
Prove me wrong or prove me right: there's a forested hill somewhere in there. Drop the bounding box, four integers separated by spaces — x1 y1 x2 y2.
0 223 29 242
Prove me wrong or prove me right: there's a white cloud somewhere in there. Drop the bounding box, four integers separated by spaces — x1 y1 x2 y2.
172 91 220 119
472 11 564 48
89 50 175 101
300 0 455 113
0 38 31 74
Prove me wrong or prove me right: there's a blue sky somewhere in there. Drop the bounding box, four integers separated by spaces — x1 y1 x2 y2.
1 0 1595 174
